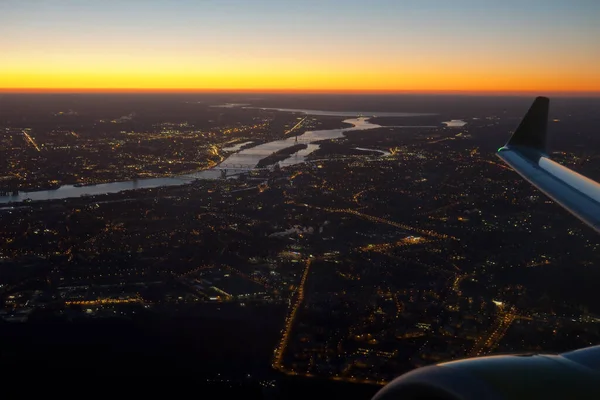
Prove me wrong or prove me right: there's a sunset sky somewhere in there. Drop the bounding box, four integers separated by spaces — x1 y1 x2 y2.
1 0 599 94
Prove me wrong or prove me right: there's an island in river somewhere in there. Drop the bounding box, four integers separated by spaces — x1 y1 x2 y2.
256 144 308 168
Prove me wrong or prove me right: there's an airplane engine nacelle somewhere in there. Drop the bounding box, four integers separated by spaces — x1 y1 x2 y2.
373 346 600 400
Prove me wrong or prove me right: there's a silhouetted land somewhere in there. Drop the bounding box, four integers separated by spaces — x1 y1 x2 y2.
256 144 308 168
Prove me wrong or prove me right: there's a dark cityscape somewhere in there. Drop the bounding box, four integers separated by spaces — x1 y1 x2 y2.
1 93 599 396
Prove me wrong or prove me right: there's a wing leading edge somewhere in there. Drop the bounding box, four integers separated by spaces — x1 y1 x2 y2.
497 97 600 232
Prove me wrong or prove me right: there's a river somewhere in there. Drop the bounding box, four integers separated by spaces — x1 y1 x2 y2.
187 116 430 179
0 109 439 204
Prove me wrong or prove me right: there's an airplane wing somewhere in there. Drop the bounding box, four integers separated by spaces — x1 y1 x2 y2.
497 96 600 232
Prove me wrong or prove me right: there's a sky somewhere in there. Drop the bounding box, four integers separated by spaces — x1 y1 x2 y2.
1 0 599 94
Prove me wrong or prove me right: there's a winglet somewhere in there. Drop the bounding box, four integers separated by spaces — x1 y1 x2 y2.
504 96 549 153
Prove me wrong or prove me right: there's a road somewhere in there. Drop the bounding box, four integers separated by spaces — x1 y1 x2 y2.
469 305 518 357
273 257 312 371
284 116 308 135
292 202 457 241
22 130 41 152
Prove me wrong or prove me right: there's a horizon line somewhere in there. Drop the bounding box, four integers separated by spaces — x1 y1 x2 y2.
1 88 600 97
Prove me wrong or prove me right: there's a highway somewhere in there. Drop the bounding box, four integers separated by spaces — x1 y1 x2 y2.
292 202 457 241
22 130 41 152
273 257 312 371
284 116 308 135
469 305 518 357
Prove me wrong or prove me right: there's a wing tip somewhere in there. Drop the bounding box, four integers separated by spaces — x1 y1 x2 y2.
504 96 550 153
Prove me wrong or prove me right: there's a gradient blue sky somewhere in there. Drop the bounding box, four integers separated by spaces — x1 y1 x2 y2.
1 0 599 92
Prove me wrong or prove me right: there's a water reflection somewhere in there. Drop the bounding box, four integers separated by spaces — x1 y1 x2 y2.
188 117 389 178
247 107 435 118
443 119 467 127
0 177 188 204
355 147 391 156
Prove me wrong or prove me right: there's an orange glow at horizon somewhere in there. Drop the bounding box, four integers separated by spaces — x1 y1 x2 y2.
2 49 598 94
3 65 600 94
